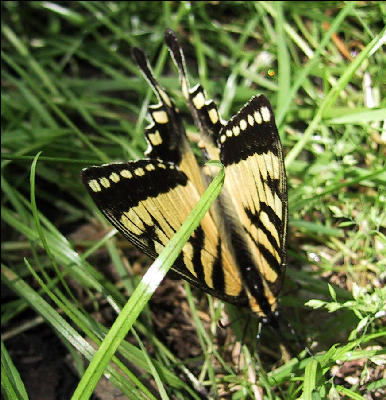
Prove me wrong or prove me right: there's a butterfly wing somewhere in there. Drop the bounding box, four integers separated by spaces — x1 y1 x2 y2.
218 95 288 318
164 28 223 162
82 159 248 306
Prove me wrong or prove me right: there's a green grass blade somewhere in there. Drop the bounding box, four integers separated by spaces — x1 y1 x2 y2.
285 27 386 167
1 341 29 400
1 264 155 400
303 359 319 400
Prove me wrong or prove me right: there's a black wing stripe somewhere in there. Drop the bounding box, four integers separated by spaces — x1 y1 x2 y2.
258 243 281 277
258 203 283 247
190 226 206 284
245 207 281 256
228 227 273 317
211 240 225 292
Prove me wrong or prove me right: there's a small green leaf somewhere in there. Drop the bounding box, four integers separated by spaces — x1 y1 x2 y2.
328 284 337 301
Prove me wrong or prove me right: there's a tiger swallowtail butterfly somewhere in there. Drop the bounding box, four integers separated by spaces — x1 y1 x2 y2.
82 29 288 325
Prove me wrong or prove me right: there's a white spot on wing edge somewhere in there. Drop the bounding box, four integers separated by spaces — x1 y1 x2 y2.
134 167 145 176
145 163 155 171
148 130 162 146
109 172 120 183
120 169 132 178
240 119 247 130
208 108 219 124
89 179 101 192
254 111 262 124
99 177 110 188
260 106 271 122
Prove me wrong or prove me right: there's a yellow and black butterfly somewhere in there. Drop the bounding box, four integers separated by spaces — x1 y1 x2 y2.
82 29 288 325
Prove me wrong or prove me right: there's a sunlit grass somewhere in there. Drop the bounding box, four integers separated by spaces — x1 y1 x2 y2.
2 2 385 399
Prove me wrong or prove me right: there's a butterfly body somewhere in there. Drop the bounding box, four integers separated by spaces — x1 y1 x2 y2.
82 29 288 323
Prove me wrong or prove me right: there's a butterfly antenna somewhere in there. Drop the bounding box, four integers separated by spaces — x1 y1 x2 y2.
280 313 314 357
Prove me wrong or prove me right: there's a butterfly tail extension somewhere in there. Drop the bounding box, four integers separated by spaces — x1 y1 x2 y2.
131 45 207 195
164 29 224 161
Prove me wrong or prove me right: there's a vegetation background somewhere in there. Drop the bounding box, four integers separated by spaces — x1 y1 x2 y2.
2 1 385 399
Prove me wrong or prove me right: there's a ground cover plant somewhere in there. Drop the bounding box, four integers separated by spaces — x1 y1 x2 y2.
2 2 385 399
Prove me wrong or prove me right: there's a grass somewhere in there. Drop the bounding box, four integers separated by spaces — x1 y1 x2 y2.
2 2 385 399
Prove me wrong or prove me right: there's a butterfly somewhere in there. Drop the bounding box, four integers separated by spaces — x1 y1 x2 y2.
82 29 288 325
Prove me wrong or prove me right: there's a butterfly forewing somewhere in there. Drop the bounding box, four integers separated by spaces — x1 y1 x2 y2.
217 95 288 316
82 159 248 305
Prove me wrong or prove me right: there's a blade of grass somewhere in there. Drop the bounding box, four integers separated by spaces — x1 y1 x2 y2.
2 25 59 96
1 341 29 400
1 263 153 400
285 27 386 167
1 154 101 165
303 359 319 400
274 1 356 126
290 168 385 211
131 329 169 400
275 2 291 116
